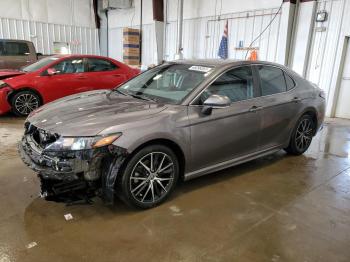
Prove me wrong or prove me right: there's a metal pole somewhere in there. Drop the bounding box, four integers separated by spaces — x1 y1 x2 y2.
163 0 167 61
175 0 183 59
139 0 143 65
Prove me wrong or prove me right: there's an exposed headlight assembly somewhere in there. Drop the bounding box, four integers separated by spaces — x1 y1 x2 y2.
44 133 122 151
0 80 9 89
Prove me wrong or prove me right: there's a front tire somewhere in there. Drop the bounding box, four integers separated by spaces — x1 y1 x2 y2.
11 90 41 117
118 145 179 209
284 114 315 155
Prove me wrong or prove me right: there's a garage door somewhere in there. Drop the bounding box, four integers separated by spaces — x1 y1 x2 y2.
335 38 350 119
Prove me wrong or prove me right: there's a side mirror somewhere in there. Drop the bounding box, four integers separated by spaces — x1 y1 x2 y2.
202 94 231 115
47 68 57 76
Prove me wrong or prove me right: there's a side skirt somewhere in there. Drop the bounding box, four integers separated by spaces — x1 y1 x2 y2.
183 145 283 181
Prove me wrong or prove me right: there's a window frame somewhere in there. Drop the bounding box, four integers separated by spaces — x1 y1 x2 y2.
85 57 119 73
253 64 297 98
189 65 260 106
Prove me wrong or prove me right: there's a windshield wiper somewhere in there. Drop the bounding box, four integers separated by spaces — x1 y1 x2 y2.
113 89 128 96
114 89 157 102
128 92 157 102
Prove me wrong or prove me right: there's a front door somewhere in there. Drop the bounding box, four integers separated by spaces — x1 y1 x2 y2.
37 57 90 103
188 66 261 172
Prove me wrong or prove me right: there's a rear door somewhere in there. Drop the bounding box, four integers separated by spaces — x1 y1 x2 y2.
85 58 128 90
188 66 262 172
1 41 33 69
254 65 299 150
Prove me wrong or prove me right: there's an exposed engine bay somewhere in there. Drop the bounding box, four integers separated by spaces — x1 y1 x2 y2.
18 122 128 205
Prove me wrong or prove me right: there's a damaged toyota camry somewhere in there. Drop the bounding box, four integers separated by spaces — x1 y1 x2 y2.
19 59 325 209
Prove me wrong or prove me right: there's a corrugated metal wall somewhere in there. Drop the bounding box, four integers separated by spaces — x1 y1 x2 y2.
0 17 100 55
307 0 344 100
166 7 282 61
109 7 281 65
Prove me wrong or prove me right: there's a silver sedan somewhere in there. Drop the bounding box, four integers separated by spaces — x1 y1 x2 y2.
19 59 325 208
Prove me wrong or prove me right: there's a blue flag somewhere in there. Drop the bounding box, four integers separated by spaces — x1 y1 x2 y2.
218 21 228 59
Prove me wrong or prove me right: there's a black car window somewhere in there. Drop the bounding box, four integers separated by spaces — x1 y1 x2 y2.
86 58 117 72
0 42 5 55
53 58 85 74
198 66 254 104
285 73 295 90
1 42 29 56
257 65 287 96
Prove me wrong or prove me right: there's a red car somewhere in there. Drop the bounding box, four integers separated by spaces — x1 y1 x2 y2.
0 55 139 116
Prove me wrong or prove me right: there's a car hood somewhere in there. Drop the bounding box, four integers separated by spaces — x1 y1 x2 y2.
0 69 25 80
27 90 167 136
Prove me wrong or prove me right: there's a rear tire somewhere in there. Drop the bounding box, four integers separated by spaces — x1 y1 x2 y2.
11 90 41 117
118 144 179 209
284 114 315 155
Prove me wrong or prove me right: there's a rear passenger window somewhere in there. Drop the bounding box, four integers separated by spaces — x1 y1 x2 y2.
86 58 117 72
285 73 295 90
257 66 286 96
199 66 254 104
0 42 5 55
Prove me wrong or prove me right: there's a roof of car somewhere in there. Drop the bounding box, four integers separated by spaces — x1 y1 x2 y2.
0 39 33 43
169 59 282 68
51 54 113 59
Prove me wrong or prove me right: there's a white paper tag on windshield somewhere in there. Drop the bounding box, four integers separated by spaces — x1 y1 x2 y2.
188 66 212 73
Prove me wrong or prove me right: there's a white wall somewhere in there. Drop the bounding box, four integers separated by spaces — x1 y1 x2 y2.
0 0 96 28
108 0 284 65
0 0 100 55
304 0 348 116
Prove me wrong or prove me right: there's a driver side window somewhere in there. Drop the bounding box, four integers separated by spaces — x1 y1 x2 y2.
53 58 85 74
198 66 254 105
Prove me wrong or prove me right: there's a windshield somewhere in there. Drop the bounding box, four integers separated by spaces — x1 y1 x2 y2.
22 56 60 72
117 64 213 104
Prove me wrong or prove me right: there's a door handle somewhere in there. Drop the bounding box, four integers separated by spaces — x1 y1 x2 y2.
113 74 122 77
249 106 263 112
292 97 301 103
76 76 87 79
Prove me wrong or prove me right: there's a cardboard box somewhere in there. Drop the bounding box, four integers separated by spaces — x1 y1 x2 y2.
123 59 139 65
123 35 139 44
123 28 140 44
123 48 140 56
123 28 141 66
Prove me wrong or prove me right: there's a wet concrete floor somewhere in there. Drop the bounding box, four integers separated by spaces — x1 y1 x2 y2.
1 115 350 261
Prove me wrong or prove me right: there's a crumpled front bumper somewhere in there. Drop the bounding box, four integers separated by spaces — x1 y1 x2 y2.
0 87 12 115
18 133 128 204
19 134 88 180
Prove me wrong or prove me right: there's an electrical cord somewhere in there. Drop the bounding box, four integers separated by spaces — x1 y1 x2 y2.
244 1 283 59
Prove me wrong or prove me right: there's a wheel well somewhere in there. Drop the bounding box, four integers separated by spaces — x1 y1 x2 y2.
128 139 186 180
7 88 43 105
302 110 317 135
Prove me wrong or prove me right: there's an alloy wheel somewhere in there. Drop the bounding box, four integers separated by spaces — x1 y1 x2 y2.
295 118 313 151
14 93 39 115
129 152 175 204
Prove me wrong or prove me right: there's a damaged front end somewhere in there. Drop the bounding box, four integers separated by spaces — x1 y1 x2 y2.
18 122 128 205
